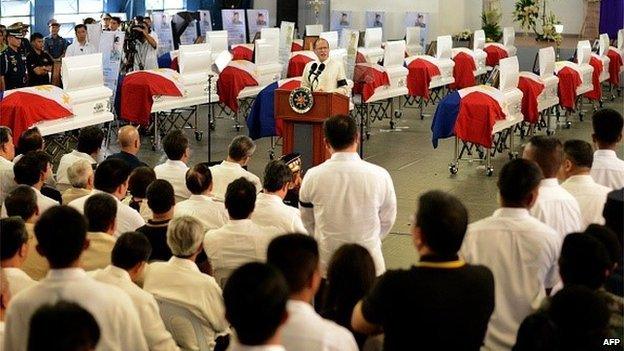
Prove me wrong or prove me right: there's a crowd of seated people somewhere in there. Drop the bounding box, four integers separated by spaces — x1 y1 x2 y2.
0 109 622 350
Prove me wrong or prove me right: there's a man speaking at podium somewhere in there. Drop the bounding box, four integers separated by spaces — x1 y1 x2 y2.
301 38 350 96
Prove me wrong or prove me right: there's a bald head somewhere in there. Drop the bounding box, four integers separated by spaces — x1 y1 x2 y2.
118 126 140 154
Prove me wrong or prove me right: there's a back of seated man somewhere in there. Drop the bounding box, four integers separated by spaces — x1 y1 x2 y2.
154 130 191 202
523 136 582 238
0 126 17 204
460 159 560 350
3 206 148 351
144 216 229 350
27 301 100 351
559 139 611 229
56 126 103 191
267 234 358 351
602 191 624 297
68 158 145 235
5 185 48 280
0 217 36 297
210 135 262 201
174 162 228 231
62 159 94 205
137 179 176 262
204 178 279 287
92 232 180 351
81 193 117 271
353 191 495 351
107 125 148 171
223 262 289 351
1 151 58 218
590 108 624 189
251 160 307 234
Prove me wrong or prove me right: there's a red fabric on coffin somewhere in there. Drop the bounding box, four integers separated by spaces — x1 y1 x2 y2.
291 41 303 52
607 49 623 86
484 45 508 67
584 56 603 101
451 52 477 89
287 54 314 78
231 45 254 62
217 65 259 113
556 67 582 110
406 58 441 99
352 64 390 102
121 71 183 125
518 76 545 124
455 91 506 148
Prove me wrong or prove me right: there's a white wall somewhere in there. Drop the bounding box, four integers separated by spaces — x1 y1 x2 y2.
499 0 584 34
254 0 277 27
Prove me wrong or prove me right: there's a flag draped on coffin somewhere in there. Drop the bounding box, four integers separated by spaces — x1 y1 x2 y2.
431 85 507 148
157 51 179 70
120 68 184 125
517 72 545 124
555 62 582 110
287 51 317 78
484 43 509 67
451 49 477 89
291 39 303 52
607 47 623 86
0 85 73 143
352 63 390 102
217 60 259 112
584 55 603 101
247 77 302 140
231 44 255 62
405 56 441 99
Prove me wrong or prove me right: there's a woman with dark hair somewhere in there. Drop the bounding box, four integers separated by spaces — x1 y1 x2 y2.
322 244 376 348
122 166 156 221
14 128 43 163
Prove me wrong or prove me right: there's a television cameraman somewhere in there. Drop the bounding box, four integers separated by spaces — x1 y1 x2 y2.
123 19 158 72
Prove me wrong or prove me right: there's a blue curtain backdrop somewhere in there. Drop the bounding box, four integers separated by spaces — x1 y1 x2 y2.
600 0 624 38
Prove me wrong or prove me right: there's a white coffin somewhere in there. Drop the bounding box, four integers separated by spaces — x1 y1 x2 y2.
494 87 524 133
358 27 384 64
364 40 409 103
536 47 560 110
62 53 113 117
405 27 423 56
452 47 487 77
503 27 517 57
254 39 282 86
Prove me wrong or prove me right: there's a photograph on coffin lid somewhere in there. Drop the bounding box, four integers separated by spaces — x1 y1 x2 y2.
222 9 247 46
404 12 429 47
247 9 269 40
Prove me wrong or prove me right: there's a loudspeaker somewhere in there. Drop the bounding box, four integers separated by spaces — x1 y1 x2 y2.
277 0 298 26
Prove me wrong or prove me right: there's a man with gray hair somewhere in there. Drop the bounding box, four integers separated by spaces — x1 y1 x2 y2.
62 159 94 204
143 216 229 350
210 135 261 201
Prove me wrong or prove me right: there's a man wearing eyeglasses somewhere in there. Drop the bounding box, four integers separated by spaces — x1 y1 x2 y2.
65 24 96 57
301 38 350 96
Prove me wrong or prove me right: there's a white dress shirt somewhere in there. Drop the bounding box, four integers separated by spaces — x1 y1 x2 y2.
174 194 228 230
154 160 191 202
203 219 281 286
1 186 58 218
281 300 358 351
227 343 286 351
134 34 159 71
3 268 148 351
301 57 350 96
0 156 16 203
68 190 146 236
143 257 229 350
251 193 307 235
299 152 397 276
591 149 624 190
3 267 37 298
529 178 582 239
64 40 97 57
209 161 262 201
460 208 561 351
56 150 97 191
561 174 611 228
92 265 180 351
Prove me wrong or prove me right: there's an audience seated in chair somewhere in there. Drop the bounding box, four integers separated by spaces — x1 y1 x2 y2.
203 178 279 287
523 136 582 238
62 159 94 205
4 186 48 280
353 190 495 351
558 139 611 229
174 162 228 231
513 286 610 351
92 232 180 351
460 159 560 350
223 262 289 351
267 234 359 351
154 130 192 202
137 179 176 262
108 125 149 171
209 136 262 201
0 217 36 297
13 128 43 164
251 160 307 234
602 189 624 296
144 216 229 350
2 206 148 351
68 158 145 235
0 126 17 204
122 166 156 221
80 193 117 271
56 126 103 191
1 151 58 218
27 301 101 351
321 244 376 348
590 108 624 190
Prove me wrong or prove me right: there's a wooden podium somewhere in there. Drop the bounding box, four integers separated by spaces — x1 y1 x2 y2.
275 90 350 166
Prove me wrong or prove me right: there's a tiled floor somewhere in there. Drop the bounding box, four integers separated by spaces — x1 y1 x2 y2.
105 45 624 270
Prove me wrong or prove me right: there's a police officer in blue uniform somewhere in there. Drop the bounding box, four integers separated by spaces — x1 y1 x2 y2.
0 26 29 91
